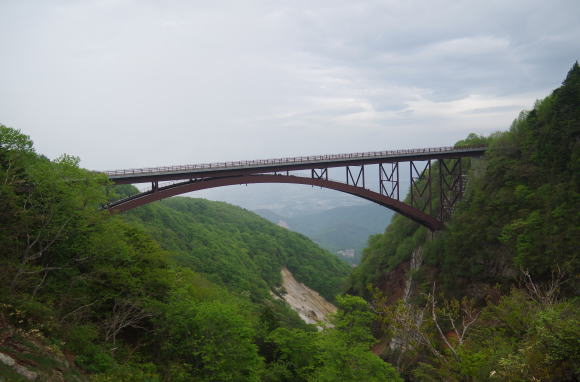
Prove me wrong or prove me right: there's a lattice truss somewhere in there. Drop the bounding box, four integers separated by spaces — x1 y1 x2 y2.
107 147 485 229
438 158 466 222
142 158 468 223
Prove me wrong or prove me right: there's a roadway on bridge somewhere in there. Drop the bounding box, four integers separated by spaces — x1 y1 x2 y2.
104 146 486 184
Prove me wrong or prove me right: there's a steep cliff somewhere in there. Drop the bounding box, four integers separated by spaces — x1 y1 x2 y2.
348 63 580 381
350 63 580 300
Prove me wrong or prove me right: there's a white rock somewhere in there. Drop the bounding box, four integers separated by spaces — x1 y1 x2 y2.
0 351 38 380
0 352 16 366
14 364 38 380
275 267 337 328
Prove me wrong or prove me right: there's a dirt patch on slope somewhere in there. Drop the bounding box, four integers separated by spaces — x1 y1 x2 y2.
273 268 337 327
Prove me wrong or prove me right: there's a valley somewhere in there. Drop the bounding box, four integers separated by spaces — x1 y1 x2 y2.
255 204 394 265
1 64 579 381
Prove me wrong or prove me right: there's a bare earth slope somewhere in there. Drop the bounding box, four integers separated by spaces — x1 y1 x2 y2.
273 268 337 327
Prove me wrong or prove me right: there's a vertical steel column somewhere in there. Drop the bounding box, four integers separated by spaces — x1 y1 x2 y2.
396 162 399 200
438 159 444 221
312 168 328 180
427 162 432 216
410 160 432 215
459 159 464 196
379 162 399 199
346 166 365 187
438 158 463 222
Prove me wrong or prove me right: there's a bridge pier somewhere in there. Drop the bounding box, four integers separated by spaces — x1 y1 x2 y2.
379 162 399 199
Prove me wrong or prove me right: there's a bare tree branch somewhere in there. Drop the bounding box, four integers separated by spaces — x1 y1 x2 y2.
521 267 568 306
430 283 458 359
60 300 99 323
103 299 153 345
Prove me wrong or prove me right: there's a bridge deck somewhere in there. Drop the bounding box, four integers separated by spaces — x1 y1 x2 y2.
105 146 486 184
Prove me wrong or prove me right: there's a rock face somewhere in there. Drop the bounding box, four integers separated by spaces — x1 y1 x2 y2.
0 349 40 381
0 316 84 381
273 267 337 327
373 235 427 357
377 232 429 304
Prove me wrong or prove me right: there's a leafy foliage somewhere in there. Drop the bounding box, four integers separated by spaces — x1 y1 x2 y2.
312 295 403 382
264 296 402 382
350 63 579 296
0 124 397 381
159 285 263 381
349 63 580 380
120 195 351 302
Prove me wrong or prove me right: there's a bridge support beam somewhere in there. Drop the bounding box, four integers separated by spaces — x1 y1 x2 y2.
379 163 399 199
312 168 328 180
410 160 432 216
346 165 365 188
439 158 464 222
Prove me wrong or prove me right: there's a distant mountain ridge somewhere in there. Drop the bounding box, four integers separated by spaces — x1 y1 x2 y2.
255 203 394 264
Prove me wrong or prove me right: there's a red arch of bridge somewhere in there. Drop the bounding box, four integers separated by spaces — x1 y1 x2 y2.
110 174 445 231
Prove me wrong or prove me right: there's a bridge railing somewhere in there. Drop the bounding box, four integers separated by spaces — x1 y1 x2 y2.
104 145 486 177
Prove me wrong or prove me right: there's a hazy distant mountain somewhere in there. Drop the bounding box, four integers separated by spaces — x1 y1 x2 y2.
255 203 394 264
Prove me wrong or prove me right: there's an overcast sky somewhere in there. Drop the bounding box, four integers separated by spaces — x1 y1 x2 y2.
1 0 579 210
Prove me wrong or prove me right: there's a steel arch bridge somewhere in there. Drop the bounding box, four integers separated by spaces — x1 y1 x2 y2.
104 145 486 231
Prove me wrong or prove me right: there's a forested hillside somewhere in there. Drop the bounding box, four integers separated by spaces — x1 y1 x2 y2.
348 63 580 380
0 126 401 381
116 191 350 302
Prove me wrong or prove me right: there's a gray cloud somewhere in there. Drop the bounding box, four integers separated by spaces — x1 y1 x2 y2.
0 0 578 209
